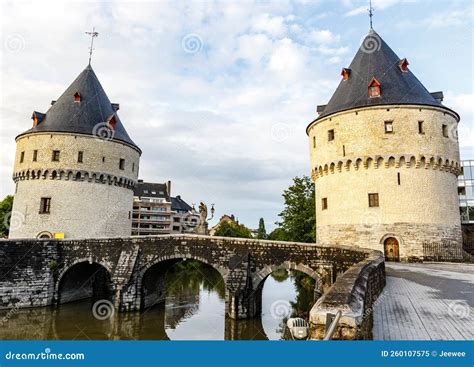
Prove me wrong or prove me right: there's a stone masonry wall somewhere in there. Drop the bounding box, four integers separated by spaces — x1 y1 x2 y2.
317 223 463 262
0 235 377 321
0 240 57 309
309 251 385 340
307 105 462 260
10 132 140 239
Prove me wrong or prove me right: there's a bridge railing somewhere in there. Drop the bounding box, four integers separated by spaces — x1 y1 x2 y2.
309 251 385 340
323 310 342 340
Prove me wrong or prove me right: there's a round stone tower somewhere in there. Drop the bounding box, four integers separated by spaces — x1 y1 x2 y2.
307 29 462 261
9 65 141 239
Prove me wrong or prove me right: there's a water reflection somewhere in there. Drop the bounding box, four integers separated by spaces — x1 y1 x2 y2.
0 262 315 340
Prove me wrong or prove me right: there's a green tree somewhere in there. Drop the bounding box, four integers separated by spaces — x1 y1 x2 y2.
256 217 267 239
0 195 14 238
267 227 289 241
275 176 315 243
270 268 289 282
214 220 252 239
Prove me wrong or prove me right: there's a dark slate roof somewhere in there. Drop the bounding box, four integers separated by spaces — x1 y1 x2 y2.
171 196 193 213
133 181 169 200
17 65 141 152
310 29 458 126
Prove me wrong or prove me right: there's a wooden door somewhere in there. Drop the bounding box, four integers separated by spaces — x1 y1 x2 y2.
384 237 399 261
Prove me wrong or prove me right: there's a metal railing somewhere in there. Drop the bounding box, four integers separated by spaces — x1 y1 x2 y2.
323 310 342 340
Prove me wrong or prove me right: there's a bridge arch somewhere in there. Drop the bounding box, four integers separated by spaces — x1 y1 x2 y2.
55 259 114 306
137 255 229 310
252 262 320 290
139 254 229 281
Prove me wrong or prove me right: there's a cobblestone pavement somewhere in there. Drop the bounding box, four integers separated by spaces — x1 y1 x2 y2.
373 262 474 340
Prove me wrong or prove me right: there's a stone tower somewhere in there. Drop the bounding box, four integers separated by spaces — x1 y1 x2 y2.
307 29 462 261
10 65 141 239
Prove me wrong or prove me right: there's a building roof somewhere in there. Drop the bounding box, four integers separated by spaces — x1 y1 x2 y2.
309 29 459 128
17 65 141 152
134 181 169 200
171 195 193 213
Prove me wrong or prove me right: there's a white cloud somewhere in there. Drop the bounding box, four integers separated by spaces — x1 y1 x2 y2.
345 5 367 17
0 0 470 230
307 29 340 44
251 13 288 38
446 92 474 158
236 34 273 64
316 45 349 56
269 38 309 79
422 10 469 28
344 0 417 17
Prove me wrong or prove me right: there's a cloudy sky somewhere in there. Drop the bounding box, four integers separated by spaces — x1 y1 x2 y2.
0 0 472 230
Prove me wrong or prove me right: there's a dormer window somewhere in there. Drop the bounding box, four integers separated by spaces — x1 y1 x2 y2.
107 114 117 130
31 111 45 127
74 91 81 102
341 68 351 81
368 76 381 98
32 113 38 127
398 58 409 72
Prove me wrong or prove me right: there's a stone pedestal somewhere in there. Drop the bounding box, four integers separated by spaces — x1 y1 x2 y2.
197 222 208 235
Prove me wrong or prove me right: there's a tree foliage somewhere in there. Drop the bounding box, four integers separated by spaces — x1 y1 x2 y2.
213 220 252 239
271 176 315 243
267 227 289 241
0 195 14 238
256 217 267 239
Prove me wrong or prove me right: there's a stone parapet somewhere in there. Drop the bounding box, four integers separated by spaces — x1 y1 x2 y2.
0 235 381 321
309 250 385 340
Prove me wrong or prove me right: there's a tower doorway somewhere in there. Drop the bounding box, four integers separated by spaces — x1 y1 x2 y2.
384 237 400 262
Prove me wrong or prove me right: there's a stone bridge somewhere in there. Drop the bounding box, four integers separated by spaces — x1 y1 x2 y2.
0 235 382 325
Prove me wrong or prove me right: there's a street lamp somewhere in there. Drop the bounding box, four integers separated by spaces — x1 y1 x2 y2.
209 203 215 221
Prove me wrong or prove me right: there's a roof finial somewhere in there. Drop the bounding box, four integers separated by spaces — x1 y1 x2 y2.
368 0 374 29
85 27 99 65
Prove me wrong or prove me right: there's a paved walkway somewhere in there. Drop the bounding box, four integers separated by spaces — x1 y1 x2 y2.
373 262 474 340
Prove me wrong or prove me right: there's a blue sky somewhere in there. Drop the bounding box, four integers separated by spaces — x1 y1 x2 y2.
0 0 472 230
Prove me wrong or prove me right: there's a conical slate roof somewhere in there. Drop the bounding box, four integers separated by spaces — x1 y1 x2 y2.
313 29 458 122
18 65 140 152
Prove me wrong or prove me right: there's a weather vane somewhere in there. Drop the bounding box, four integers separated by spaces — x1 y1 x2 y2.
368 0 374 29
85 27 99 65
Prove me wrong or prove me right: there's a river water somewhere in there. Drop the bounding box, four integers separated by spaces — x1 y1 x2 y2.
0 262 315 340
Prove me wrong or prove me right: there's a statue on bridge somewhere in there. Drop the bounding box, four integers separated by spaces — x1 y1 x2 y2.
197 201 214 235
